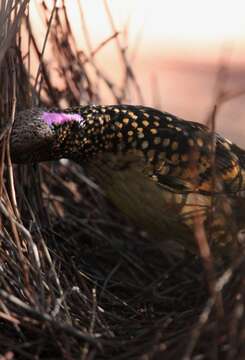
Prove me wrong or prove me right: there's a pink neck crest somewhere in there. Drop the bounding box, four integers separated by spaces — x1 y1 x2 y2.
42 112 83 126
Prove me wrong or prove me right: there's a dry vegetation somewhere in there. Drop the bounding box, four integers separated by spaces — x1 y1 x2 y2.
0 1 245 359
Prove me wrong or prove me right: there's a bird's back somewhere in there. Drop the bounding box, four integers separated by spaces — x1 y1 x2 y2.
79 104 245 195
73 105 245 248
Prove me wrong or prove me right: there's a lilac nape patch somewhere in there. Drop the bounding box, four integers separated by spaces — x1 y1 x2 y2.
42 112 83 126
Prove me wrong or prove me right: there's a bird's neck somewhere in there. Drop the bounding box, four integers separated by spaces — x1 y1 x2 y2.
52 105 148 162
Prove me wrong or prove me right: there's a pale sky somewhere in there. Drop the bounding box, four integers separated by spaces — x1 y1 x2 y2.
67 0 245 60
35 0 245 61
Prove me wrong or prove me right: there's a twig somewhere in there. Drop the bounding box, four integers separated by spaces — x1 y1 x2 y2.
0 289 102 348
33 0 57 98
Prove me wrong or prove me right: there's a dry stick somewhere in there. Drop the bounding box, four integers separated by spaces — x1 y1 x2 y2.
103 0 144 104
208 104 218 230
80 31 120 67
90 32 120 58
190 141 224 320
53 39 81 102
6 52 20 221
0 289 101 348
76 0 119 102
0 185 34 303
188 56 240 358
25 16 59 106
0 138 6 231
1 190 22 253
33 0 57 100
0 299 23 336
0 188 52 310
66 4 93 100
40 237 65 302
77 0 93 54
77 32 120 98
49 4 91 104
102 0 129 101
57 3 85 97
129 21 145 63
226 265 245 360
0 309 20 326
196 56 237 322
0 0 28 66
39 232 72 324
0 120 13 142
19 168 74 322
26 1 31 100
0 0 10 28
183 265 234 360
1 55 24 258
76 1 121 103
0 1 20 204
0 138 6 198
193 212 224 318
0 194 32 243
87 59 122 104
13 188 50 310
218 87 245 104
81 287 98 360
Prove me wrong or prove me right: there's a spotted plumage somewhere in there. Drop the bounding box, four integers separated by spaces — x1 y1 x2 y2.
25 104 244 195
10 104 245 246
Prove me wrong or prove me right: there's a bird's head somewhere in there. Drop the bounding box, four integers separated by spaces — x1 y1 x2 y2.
10 108 87 163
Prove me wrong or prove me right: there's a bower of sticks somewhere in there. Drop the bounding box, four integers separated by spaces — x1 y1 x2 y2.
0 1 245 359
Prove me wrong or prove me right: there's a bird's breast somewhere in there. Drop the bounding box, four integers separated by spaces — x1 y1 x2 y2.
84 150 211 244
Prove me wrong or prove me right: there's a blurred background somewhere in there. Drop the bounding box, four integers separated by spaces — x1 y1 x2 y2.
1 2 245 358
27 0 245 145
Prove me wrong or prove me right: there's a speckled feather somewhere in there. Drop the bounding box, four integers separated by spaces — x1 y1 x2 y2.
10 104 245 248
37 104 244 195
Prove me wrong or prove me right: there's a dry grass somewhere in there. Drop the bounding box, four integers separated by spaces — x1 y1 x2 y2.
0 1 245 359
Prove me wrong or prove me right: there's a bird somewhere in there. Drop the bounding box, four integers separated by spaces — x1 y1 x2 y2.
10 105 245 253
